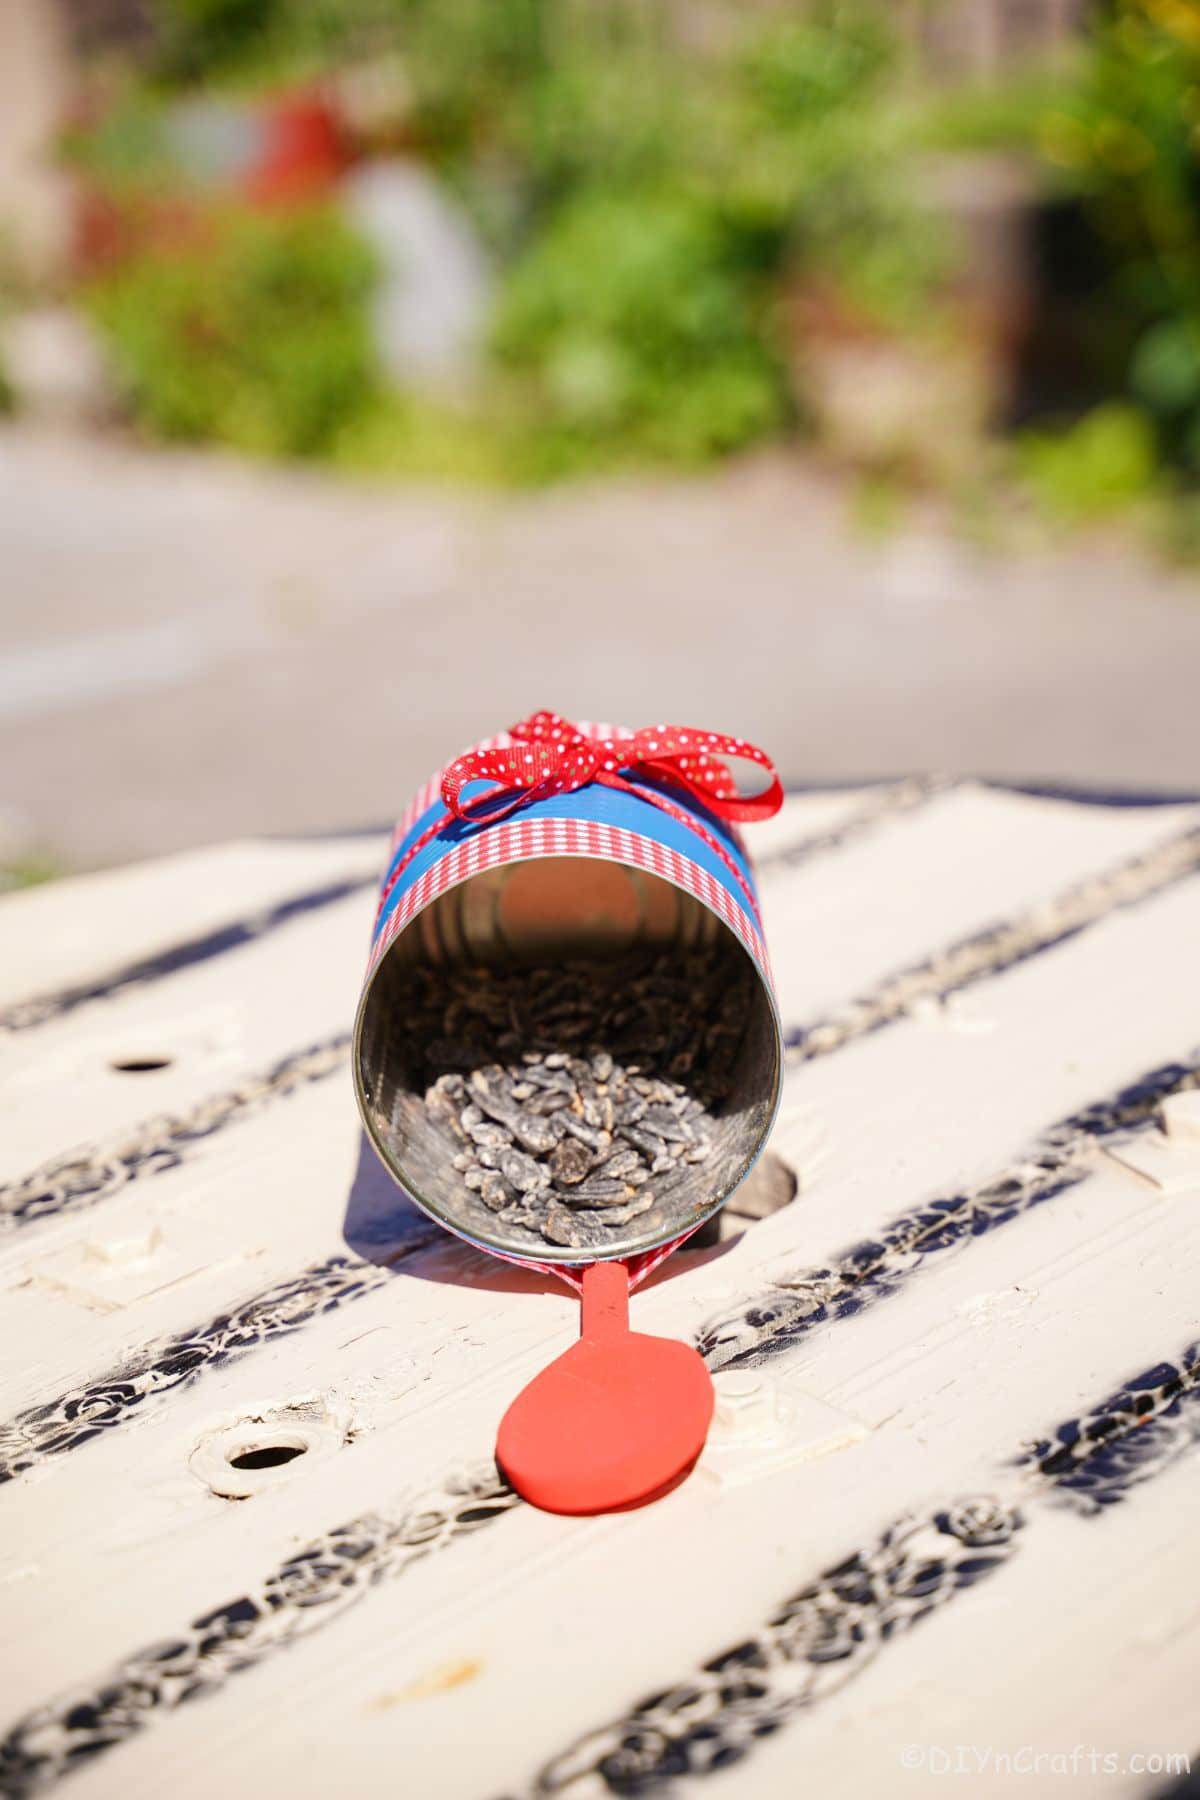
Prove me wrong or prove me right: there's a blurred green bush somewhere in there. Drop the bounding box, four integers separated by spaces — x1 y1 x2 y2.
66 0 1198 531
154 0 280 84
1035 0 1200 491
83 206 379 456
150 0 349 86
1016 401 1160 524
490 189 787 469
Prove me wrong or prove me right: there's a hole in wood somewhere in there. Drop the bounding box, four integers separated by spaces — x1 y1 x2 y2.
227 1442 306 1471
687 1153 799 1249
190 1408 340 1497
111 1057 173 1074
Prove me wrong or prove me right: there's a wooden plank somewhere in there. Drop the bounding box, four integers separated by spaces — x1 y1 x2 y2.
0 835 385 1010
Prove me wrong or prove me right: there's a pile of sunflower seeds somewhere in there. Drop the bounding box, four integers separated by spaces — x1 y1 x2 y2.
396 946 753 1250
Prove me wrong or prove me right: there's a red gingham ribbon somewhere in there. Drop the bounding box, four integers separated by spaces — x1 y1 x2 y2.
442 711 783 829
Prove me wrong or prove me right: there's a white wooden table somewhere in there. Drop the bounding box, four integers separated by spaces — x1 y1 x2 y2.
2 782 1200 1799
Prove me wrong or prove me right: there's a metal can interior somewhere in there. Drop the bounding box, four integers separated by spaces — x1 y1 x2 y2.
354 855 782 1265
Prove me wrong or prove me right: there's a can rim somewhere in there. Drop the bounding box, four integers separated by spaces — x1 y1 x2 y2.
351 849 783 1267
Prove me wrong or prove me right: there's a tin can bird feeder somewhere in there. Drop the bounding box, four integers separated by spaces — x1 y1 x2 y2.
354 712 783 1513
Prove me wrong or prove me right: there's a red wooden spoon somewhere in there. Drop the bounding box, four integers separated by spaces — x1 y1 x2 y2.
496 1260 714 1514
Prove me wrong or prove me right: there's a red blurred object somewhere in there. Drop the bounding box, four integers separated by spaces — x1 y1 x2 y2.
244 90 346 206
68 84 349 278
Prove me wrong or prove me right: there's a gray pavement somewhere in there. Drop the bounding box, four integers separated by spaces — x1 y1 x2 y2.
2 423 1199 871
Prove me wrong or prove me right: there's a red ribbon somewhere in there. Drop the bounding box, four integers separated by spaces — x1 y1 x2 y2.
374 712 782 937
441 711 783 830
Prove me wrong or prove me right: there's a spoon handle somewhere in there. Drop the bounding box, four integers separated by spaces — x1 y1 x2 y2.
580 1260 630 1343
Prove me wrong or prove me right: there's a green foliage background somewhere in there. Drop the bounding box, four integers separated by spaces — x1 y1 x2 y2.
85 0 938 476
70 0 1200 519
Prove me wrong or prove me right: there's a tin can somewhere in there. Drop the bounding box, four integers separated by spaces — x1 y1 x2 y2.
353 713 783 1274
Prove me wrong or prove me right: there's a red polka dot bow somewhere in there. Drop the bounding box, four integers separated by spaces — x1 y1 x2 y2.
441 711 783 828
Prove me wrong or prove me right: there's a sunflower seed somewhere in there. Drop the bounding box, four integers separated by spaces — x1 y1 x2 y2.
478 1171 514 1210
549 1137 594 1186
512 1111 561 1155
563 1177 628 1205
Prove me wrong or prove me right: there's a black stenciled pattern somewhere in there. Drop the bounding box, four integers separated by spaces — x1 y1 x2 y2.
7 1320 1200 1796
528 1499 1021 1798
0 873 376 1036
0 1252 441 1483
786 821 1200 1064
0 1034 350 1231
0 1487 1016 1800
698 1052 1200 1370
1020 1343 1200 1514
1155 1752 1200 1797
525 1324 1200 1800
0 1464 519 1799
4 1053 1196 1487
754 777 950 876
